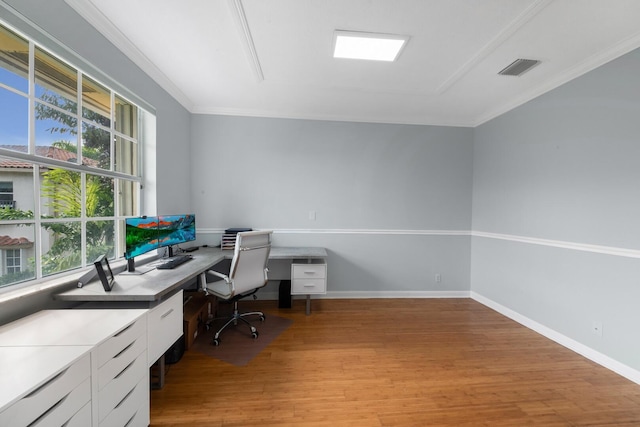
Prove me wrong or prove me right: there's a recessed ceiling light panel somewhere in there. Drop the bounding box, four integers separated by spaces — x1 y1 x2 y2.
333 30 408 62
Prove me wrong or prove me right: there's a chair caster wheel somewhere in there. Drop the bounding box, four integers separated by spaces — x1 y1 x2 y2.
251 331 259 339
212 338 220 346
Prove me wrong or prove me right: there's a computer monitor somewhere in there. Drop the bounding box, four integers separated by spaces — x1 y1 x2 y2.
124 216 160 272
158 214 196 256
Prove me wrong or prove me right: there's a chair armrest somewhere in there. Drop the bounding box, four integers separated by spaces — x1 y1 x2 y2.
206 270 230 283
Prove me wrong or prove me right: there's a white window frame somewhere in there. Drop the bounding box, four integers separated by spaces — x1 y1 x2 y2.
0 14 156 290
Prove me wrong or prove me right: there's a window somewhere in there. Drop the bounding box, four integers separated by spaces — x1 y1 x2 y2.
5 249 20 274
0 22 151 288
0 182 13 209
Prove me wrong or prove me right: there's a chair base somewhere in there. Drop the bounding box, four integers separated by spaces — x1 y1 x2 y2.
208 300 265 346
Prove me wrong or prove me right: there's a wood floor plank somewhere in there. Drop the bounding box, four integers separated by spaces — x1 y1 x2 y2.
150 298 640 426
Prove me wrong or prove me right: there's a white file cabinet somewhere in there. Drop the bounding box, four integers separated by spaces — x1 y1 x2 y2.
291 259 327 314
0 309 148 427
0 347 92 427
96 314 149 427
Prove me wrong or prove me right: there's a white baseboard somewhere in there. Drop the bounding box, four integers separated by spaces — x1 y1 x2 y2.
322 290 471 299
471 291 640 385
258 290 470 300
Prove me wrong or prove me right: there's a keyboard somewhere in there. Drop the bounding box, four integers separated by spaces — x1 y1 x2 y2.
157 255 192 270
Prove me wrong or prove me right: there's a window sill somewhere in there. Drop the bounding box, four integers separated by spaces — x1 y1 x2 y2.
0 253 159 304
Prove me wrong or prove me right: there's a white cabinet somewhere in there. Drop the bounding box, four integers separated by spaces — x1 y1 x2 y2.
0 348 92 427
0 309 148 427
147 290 183 366
291 261 327 295
96 316 148 426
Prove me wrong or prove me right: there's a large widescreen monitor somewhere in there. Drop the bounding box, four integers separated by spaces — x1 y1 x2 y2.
124 214 196 272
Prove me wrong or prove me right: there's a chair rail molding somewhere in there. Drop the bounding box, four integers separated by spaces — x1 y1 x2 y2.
472 231 640 259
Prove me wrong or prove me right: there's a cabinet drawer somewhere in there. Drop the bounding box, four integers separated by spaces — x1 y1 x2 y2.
64 401 91 427
100 377 149 427
0 353 90 427
30 378 91 427
292 278 326 294
98 351 147 422
147 290 183 364
98 333 146 390
98 315 146 368
292 263 326 279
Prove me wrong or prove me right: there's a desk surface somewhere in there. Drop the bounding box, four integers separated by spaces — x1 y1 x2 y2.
55 246 326 303
0 309 147 346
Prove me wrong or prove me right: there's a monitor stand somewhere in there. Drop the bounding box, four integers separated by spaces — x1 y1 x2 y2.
120 257 155 275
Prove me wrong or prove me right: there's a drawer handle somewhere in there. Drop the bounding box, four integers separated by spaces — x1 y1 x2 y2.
303 271 317 275
124 411 138 427
25 369 66 397
161 308 174 319
303 284 315 288
114 341 135 359
29 394 67 426
115 359 136 379
114 323 133 337
114 322 134 337
115 386 136 409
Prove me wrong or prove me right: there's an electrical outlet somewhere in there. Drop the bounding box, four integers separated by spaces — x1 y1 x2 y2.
592 321 603 337
435 273 441 283
308 210 316 221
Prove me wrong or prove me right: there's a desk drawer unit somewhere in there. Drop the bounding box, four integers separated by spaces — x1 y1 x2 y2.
99 375 149 427
291 262 327 294
96 316 148 426
0 353 91 427
147 290 183 365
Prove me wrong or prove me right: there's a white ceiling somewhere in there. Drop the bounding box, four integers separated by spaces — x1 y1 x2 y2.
65 0 640 127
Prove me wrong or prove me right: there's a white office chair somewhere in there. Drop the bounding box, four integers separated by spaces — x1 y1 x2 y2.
201 230 272 346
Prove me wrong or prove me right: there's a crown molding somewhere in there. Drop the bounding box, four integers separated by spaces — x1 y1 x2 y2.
64 0 193 111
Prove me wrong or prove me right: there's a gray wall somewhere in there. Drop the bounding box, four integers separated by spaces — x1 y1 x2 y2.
191 115 474 295
471 49 640 371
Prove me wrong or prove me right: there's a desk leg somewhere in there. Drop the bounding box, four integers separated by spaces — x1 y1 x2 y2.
278 280 292 308
151 355 165 390
306 295 311 315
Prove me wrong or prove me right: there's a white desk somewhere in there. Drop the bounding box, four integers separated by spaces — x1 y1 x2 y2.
56 246 328 303
54 246 327 383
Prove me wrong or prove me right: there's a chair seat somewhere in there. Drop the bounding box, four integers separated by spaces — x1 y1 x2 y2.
206 279 233 299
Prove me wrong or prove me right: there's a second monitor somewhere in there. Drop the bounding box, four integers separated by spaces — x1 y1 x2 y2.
158 214 196 257
125 213 196 272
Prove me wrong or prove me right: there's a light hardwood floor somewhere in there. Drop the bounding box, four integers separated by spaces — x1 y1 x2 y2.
150 298 640 426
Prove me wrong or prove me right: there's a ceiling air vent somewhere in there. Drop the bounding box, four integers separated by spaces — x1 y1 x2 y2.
498 58 540 76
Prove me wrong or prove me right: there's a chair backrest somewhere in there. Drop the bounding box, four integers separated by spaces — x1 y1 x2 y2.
228 230 272 296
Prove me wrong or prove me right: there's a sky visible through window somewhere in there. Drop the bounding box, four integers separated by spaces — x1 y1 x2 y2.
0 68 65 148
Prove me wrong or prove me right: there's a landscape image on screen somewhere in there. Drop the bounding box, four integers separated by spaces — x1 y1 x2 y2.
157 214 196 248
125 217 160 259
